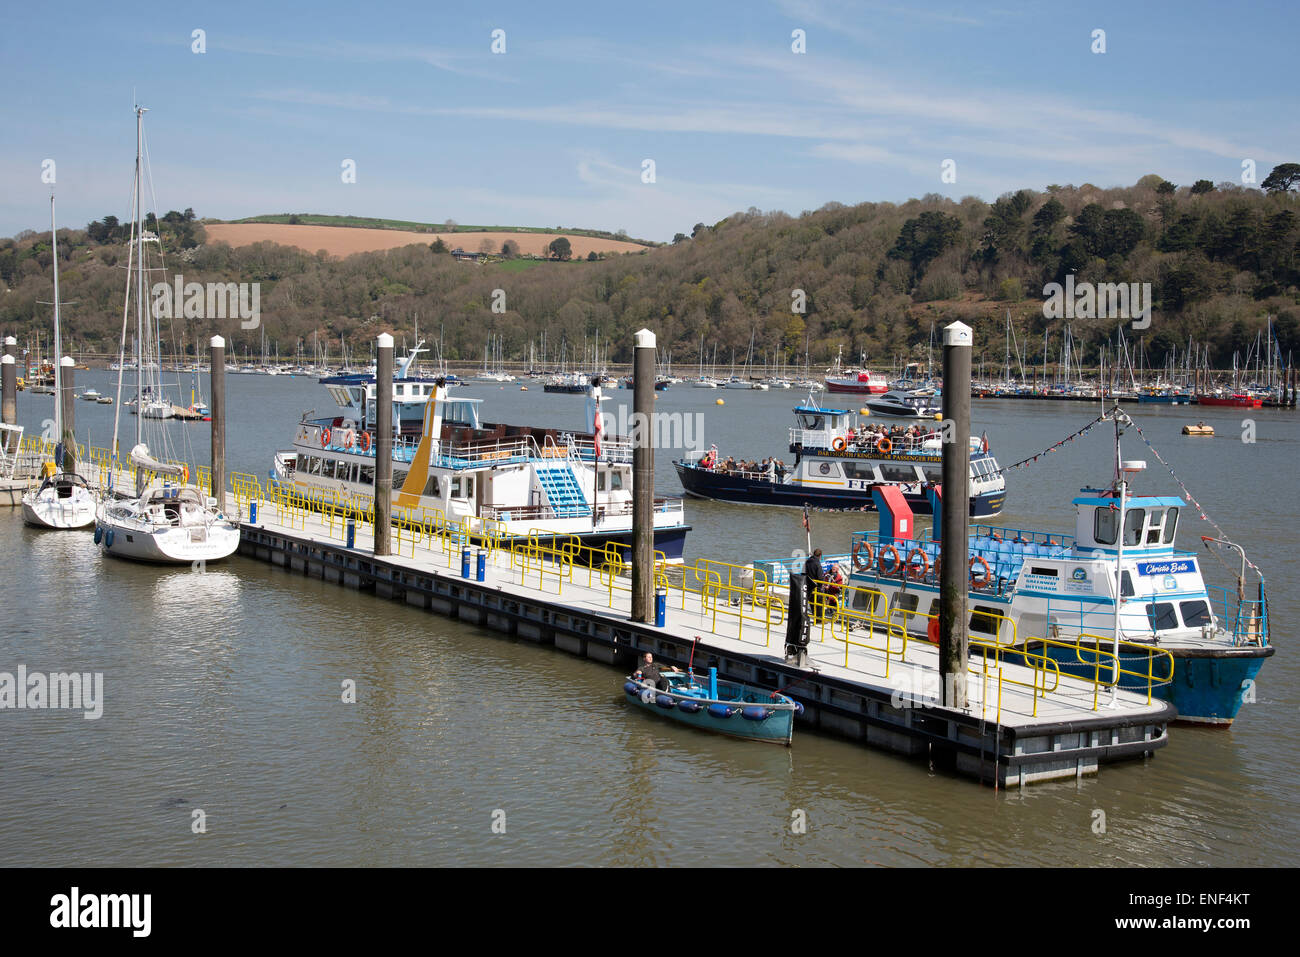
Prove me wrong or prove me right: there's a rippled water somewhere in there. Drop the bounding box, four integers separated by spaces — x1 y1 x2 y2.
1 371 1296 865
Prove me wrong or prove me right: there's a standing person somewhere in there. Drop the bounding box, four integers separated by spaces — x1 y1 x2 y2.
804 548 828 622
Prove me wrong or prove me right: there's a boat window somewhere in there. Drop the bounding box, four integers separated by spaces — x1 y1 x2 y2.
880 464 920 483
321 459 337 479
1123 508 1145 546
360 465 375 486
1120 571 1134 597
850 589 882 615
422 474 441 497
970 605 1002 635
308 456 322 476
609 471 624 491
597 471 606 492
843 461 877 480
895 593 919 614
1162 507 1179 544
394 469 408 490
296 454 308 472
922 467 943 484
1094 506 1119 545
1180 600 1211 628
1146 602 1178 631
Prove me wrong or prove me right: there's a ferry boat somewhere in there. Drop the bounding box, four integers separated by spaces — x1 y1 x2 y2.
674 399 1006 516
271 375 690 560
832 410 1271 724
1196 392 1262 408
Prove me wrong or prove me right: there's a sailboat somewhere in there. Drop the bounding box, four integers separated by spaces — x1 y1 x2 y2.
95 106 239 564
21 194 97 530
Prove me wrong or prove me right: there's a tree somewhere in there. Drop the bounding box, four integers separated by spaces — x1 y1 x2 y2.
443 218 458 231
1261 163 1300 193
691 222 706 238
587 251 599 261
548 237 572 260
1190 179 1215 195
886 211 963 282
430 239 448 254
672 232 688 244
479 238 495 255
1156 179 1176 195
501 239 520 258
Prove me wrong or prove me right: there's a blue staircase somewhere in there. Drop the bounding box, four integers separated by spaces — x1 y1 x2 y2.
536 465 589 518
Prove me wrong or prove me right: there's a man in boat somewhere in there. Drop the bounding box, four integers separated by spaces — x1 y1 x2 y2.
634 652 675 691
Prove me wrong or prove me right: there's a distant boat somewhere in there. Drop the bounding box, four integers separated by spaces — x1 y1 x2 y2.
79 389 102 401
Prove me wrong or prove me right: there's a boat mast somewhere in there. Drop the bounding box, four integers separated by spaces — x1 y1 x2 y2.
50 194 63 460
135 105 147 453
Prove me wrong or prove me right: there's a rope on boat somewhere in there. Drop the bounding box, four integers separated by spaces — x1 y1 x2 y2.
986 411 1109 478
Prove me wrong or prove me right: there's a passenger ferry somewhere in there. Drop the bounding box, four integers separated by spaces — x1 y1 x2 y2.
674 399 1006 516
271 372 690 560
829 413 1271 724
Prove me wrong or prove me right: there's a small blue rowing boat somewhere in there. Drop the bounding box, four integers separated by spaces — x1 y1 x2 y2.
623 668 801 745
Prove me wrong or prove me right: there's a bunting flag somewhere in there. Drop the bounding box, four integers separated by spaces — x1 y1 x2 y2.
986 411 1109 477
801 506 810 532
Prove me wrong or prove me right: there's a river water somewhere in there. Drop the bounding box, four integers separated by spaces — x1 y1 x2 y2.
1 370 1295 866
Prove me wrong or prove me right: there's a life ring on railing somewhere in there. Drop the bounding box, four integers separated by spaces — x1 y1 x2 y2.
926 616 940 643
320 428 331 447
831 437 847 452
877 544 901 576
876 437 893 454
905 547 929 581
969 555 991 588
851 539 873 571
343 429 356 449
360 431 372 452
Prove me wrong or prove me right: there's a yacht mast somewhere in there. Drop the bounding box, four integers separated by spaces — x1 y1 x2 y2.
135 105 147 453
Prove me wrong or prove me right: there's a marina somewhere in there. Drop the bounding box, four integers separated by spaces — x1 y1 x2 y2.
1 345 1297 866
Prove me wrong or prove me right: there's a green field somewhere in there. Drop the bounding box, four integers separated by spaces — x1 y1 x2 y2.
223 214 658 247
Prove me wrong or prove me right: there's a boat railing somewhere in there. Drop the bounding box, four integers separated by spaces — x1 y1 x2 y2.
1205 584 1270 647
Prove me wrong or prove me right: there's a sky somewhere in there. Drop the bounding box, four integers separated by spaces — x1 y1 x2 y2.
2 0 1296 240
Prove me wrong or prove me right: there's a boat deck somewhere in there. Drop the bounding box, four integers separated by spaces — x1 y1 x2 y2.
234 494 1174 787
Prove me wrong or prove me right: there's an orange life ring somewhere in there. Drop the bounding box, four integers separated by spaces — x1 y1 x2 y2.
360 431 372 452
905 547 929 581
877 544 901 576
926 616 940 644
343 429 356 449
877 437 892 454
181 465 189 485
320 428 331 447
832 437 847 452
969 555 991 588
852 539 874 571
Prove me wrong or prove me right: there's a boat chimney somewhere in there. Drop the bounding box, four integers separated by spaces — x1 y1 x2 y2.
939 321 971 710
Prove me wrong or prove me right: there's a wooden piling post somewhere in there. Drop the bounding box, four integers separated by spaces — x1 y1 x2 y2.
374 332 393 556
1 337 15 454
631 328 656 622
210 336 226 505
940 321 972 710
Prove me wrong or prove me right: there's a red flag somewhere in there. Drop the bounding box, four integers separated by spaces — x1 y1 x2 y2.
801 506 810 532
593 402 602 458
981 431 989 453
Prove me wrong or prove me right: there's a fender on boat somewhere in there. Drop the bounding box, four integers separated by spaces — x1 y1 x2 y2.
104 529 115 548
707 703 739 719
655 694 676 709
93 526 102 545
742 706 774 721
677 699 702 713
624 681 640 697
